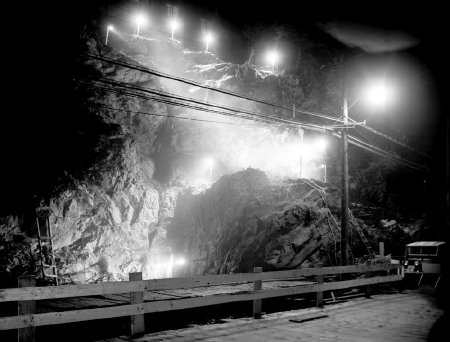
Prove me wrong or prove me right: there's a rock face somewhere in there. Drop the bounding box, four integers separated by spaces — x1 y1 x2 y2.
168 169 339 276
44 36 179 282
0 30 427 284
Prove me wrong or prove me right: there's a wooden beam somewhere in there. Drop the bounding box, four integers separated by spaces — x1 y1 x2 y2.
252 267 262 319
0 264 401 302
316 273 324 307
0 275 401 330
365 271 372 298
129 272 145 336
18 276 36 342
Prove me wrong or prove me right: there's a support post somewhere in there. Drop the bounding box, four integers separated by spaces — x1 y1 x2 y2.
365 271 372 298
18 276 36 342
253 267 262 319
129 272 145 336
379 242 384 257
340 72 349 267
316 273 324 307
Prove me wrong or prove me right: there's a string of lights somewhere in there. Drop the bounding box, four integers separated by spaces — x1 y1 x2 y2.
99 10 233 57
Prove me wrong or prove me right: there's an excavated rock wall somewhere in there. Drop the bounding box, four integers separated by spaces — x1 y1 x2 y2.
0 31 424 284
168 169 339 275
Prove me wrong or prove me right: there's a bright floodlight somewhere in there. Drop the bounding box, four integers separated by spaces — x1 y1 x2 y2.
105 25 114 45
204 32 213 43
266 50 280 69
134 14 147 26
204 32 213 52
363 81 391 106
133 13 148 36
175 257 186 266
169 18 180 39
205 157 214 177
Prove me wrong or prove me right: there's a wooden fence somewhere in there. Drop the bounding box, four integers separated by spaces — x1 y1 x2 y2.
0 264 402 341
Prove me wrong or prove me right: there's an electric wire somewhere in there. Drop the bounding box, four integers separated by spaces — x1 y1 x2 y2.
96 6 431 160
82 81 284 126
360 124 431 159
80 81 290 127
88 103 279 127
92 77 330 131
346 134 430 172
85 52 430 160
78 77 329 132
82 53 346 124
82 78 429 172
83 80 429 172
76 60 430 172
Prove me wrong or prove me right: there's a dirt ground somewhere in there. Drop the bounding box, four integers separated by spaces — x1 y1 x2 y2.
99 286 445 342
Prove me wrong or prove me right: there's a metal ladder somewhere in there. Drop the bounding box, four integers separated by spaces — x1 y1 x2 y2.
348 209 375 257
36 206 58 285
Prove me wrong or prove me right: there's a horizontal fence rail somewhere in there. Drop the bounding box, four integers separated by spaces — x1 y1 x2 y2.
0 264 400 302
0 264 402 333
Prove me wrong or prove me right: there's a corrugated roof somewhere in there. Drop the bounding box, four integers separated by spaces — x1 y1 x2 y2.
406 241 446 247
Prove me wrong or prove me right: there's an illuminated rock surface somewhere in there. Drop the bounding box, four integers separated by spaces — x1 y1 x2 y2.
0 33 424 283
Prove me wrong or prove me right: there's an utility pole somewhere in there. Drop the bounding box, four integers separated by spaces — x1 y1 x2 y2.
340 69 349 266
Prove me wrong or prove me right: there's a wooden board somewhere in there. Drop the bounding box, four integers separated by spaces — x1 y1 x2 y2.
0 275 401 330
0 264 400 302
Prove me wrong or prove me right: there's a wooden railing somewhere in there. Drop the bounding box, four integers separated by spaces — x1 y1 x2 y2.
0 264 402 341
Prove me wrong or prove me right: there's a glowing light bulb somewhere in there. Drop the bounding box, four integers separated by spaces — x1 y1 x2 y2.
133 13 148 36
204 32 213 52
266 50 280 71
169 18 180 39
105 25 114 45
363 81 392 107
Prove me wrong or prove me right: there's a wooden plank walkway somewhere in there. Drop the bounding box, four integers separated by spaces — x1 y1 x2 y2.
98 289 443 342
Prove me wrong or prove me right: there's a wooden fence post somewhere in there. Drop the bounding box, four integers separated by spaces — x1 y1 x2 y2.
129 272 145 336
316 272 324 307
18 275 36 342
252 267 262 319
365 271 372 298
379 242 384 257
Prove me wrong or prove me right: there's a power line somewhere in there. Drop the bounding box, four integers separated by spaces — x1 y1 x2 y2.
78 55 430 173
346 134 430 172
330 132 427 173
360 124 431 159
79 77 329 132
96 7 430 161
80 80 289 127
86 53 430 159
95 77 330 130
88 103 279 127
83 79 429 173
83 53 346 124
